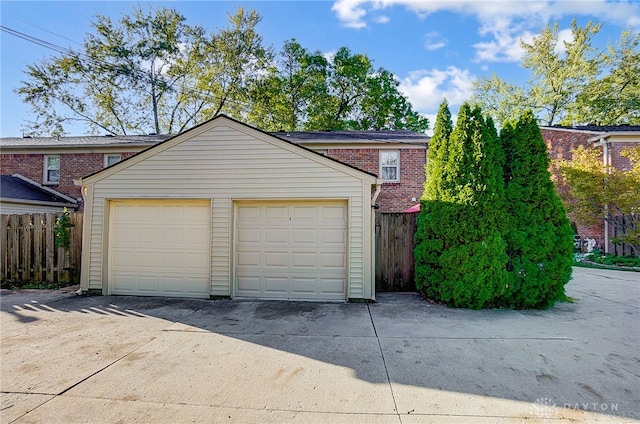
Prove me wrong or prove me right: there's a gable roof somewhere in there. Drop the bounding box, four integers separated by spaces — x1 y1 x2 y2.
81 115 380 183
1 128 429 150
0 174 78 208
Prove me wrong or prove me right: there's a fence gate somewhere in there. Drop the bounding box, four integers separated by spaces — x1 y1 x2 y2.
375 212 417 292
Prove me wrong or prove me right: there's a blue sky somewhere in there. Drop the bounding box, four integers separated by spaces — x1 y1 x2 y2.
1 1 638 136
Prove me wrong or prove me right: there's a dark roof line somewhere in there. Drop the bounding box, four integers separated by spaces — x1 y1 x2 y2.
545 125 640 132
0 174 78 206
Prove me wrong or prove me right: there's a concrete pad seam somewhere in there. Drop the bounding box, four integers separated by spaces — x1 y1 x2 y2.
378 336 573 341
54 339 160 398
367 303 402 424
604 358 640 379
570 290 640 310
47 393 404 418
3 392 57 423
161 329 376 338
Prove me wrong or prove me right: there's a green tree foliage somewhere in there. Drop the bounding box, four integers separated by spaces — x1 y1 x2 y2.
414 102 507 309
246 39 328 131
54 208 73 250
246 42 429 132
500 111 574 308
558 144 640 256
17 6 272 135
570 30 640 125
471 19 640 126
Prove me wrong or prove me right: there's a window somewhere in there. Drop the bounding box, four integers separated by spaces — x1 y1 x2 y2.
104 154 122 168
380 151 399 182
44 155 60 184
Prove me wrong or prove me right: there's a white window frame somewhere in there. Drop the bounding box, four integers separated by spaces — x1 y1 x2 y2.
104 154 122 168
43 155 60 185
380 150 400 182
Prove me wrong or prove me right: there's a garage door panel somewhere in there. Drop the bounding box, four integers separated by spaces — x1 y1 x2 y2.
292 277 316 293
264 277 288 294
292 206 317 220
237 276 261 293
264 229 288 244
321 228 347 244
109 201 210 298
235 201 347 301
292 252 316 268
322 205 347 220
264 251 288 267
237 228 260 244
321 252 346 268
292 228 317 244
265 205 289 220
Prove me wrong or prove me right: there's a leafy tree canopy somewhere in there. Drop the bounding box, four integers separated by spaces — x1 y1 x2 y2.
472 20 640 126
246 41 429 132
16 9 428 136
558 144 640 256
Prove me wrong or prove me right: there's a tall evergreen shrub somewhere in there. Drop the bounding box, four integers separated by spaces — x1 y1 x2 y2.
500 111 573 308
414 100 453 299
415 103 508 309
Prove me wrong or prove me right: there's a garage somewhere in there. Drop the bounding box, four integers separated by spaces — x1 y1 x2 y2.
235 200 347 300
79 115 379 301
108 200 210 298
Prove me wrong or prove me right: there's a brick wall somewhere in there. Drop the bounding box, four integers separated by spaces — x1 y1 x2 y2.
540 129 605 247
1 151 138 210
326 148 426 212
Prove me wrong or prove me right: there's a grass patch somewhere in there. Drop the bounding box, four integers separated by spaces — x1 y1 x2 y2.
1 280 76 290
574 251 640 271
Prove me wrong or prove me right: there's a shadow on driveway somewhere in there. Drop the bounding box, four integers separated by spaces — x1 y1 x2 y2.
1 267 638 422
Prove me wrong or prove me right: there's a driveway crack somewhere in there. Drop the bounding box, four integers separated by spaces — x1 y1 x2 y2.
367 304 402 424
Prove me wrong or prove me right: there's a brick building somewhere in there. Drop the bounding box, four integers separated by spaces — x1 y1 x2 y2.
1 129 429 213
541 125 640 253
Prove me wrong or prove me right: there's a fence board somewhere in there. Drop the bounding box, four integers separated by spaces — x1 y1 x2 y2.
375 212 418 292
0 215 9 281
611 215 639 257
33 213 44 282
0 212 83 284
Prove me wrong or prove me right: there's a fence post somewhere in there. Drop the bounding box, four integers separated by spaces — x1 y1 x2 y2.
0 215 9 281
45 213 55 282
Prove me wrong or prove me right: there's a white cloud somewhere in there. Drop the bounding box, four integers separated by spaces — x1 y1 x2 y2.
554 28 574 56
331 0 640 61
424 31 447 51
374 15 390 24
398 66 476 112
331 0 368 29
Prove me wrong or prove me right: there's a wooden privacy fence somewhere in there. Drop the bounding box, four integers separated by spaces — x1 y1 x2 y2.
0 212 83 284
610 214 639 257
375 212 417 292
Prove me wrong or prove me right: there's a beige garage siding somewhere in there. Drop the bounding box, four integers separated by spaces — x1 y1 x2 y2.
80 117 377 300
108 200 211 298
235 200 347 301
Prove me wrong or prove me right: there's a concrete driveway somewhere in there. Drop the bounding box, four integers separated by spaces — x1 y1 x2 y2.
1 267 638 423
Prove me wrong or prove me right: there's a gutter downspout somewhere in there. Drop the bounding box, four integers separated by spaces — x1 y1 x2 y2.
372 179 383 207
371 178 383 301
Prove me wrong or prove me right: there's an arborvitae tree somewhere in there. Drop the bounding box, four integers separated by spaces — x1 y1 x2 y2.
500 111 574 308
414 101 453 298
415 102 508 309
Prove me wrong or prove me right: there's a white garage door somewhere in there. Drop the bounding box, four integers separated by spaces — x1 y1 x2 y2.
109 200 211 298
235 200 347 301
